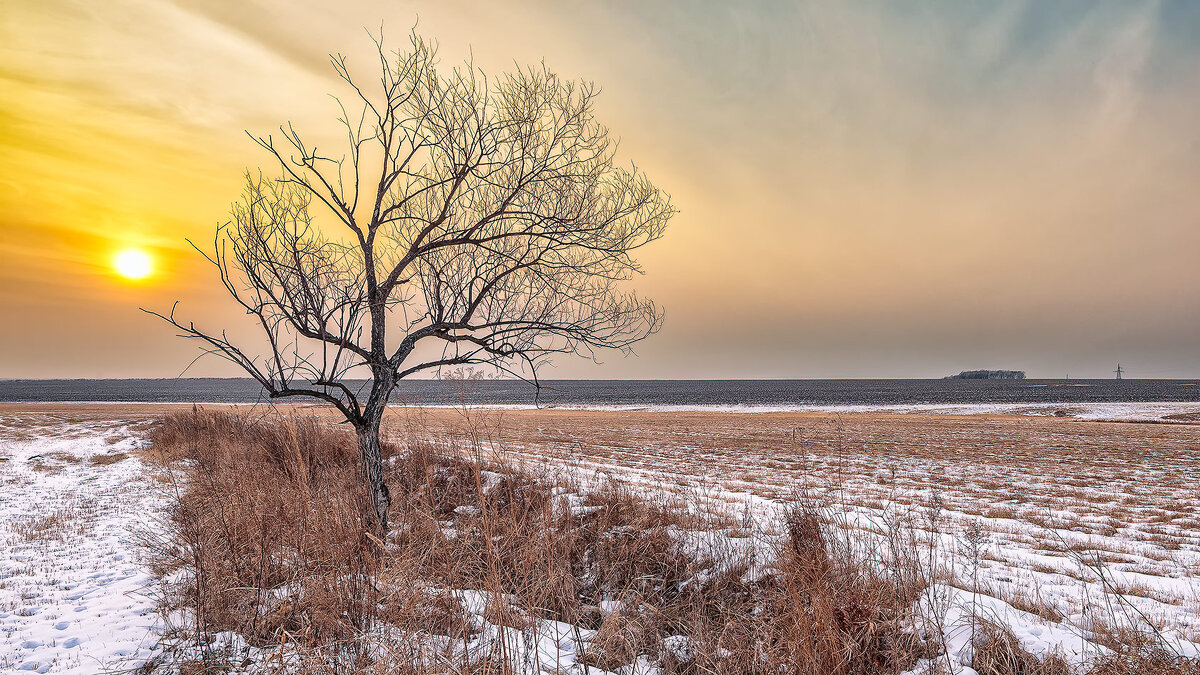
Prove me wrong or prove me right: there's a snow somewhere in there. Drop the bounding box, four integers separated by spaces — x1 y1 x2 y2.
1 408 1197 674
483 410 1200 646
0 416 166 674
905 584 1110 675
409 401 1200 422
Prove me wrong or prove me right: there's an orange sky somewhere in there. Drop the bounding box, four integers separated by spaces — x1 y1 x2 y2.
2 1 1199 378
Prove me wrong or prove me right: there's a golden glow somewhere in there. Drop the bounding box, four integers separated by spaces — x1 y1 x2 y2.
113 249 153 280
2 2 1199 378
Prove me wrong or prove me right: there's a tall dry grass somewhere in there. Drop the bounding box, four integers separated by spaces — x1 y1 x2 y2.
141 408 1199 675
147 408 382 668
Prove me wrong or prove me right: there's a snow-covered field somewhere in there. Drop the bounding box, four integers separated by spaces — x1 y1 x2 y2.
1 405 1197 674
409 406 1200 664
0 414 165 674
430 401 1200 422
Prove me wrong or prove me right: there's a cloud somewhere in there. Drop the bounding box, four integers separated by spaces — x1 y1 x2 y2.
2 0 1198 378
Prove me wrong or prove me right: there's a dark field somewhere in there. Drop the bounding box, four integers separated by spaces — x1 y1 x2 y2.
1 377 1197 406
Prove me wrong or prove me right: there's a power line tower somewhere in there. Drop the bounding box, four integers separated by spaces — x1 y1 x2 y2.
1114 363 1124 380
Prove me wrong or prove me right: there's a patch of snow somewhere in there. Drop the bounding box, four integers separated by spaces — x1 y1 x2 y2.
399 401 1200 422
0 418 167 674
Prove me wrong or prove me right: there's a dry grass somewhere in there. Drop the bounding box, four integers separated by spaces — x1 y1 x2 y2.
89 451 129 465
398 407 1199 644
1087 649 1200 675
139 407 1200 675
971 620 1200 675
145 408 379 657
144 409 932 674
1001 592 1067 623
972 620 1072 675
10 507 83 543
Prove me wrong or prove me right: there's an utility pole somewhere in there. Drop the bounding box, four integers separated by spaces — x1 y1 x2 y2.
1114 364 1124 380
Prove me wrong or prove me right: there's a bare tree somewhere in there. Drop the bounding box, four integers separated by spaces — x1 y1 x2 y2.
151 33 675 530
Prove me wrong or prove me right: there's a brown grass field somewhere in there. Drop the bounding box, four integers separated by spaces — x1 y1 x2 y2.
5 403 1199 556
5 402 1197 609
2 402 1198 673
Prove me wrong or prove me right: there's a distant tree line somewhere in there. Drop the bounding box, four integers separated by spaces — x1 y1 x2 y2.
945 370 1026 380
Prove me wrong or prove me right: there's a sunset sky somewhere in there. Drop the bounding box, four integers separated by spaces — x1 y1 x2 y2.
2 1 1198 379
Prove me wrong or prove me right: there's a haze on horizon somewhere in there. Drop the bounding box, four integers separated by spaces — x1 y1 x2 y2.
2 1 1198 380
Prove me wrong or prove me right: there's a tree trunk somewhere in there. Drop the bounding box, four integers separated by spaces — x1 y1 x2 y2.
356 423 391 532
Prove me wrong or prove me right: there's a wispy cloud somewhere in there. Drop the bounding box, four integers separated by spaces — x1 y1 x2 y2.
2 0 1198 377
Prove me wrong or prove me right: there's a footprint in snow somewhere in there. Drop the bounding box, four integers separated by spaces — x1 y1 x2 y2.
54 620 70 630
63 637 80 648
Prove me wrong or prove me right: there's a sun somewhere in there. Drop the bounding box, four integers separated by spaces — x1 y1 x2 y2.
113 248 153 280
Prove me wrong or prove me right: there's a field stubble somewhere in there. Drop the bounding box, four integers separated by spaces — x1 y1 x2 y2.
398 408 1200 643
1 403 1197 674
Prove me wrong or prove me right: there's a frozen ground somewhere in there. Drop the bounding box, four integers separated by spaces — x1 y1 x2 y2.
408 407 1200 658
0 406 1197 674
430 401 1200 422
0 413 165 674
